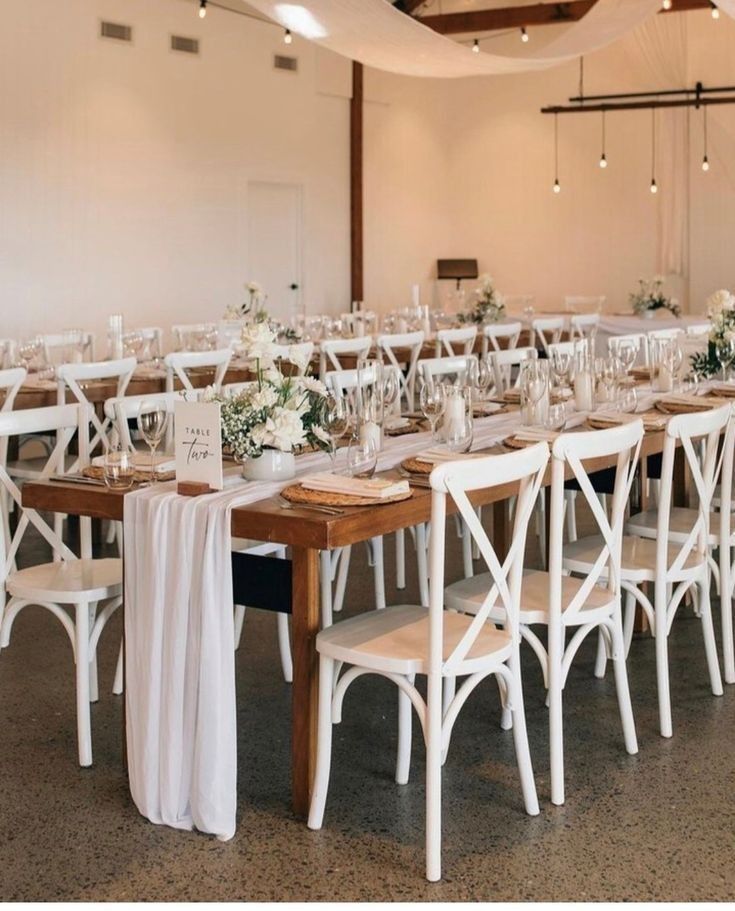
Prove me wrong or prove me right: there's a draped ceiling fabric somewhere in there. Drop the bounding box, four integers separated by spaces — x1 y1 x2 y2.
244 0 663 79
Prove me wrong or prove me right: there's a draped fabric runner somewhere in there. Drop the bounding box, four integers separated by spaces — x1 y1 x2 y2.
242 0 662 79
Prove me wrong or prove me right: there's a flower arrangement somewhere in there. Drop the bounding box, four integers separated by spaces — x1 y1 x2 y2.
690 289 735 378
459 273 505 325
630 276 680 318
215 322 329 462
223 281 267 321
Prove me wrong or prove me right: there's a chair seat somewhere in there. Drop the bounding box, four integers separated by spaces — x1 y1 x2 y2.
445 568 615 627
564 534 704 583
7 558 123 603
316 603 511 675
626 507 732 547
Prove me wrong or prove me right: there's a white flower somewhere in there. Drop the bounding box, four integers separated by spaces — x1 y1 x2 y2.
264 406 307 452
241 321 277 363
249 386 278 411
707 289 735 315
200 384 217 403
298 376 327 396
312 425 330 445
246 281 263 297
250 422 270 448
653 275 665 285
725 330 735 345
288 345 310 374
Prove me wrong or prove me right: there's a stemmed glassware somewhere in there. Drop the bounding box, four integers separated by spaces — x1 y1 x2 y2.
519 359 548 425
16 336 43 373
324 394 349 472
419 381 446 441
123 331 144 361
137 400 169 479
550 349 574 398
467 356 492 406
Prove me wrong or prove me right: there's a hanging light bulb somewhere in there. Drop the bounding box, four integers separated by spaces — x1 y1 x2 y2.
702 155 710 172
521 27 529 43
702 106 710 171
472 39 480 53
284 28 293 44
712 3 721 18
650 178 658 194
662 0 672 9
650 109 658 194
198 0 207 19
599 110 608 168
553 113 561 193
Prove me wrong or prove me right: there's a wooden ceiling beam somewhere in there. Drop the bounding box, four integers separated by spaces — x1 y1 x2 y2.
416 0 713 36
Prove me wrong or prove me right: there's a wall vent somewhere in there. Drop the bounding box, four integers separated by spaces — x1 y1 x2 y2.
171 35 200 55
274 55 298 73
100 21 132 42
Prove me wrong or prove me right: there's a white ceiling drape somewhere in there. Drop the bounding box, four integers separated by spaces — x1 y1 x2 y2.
243 0 663 78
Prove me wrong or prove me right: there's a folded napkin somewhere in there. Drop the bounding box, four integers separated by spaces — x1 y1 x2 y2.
708 383 735 399
415 447 490 465
92 452 176 474
593 410 666 430
512 428 560 443
473 402 504 415
300 472 409 499
384 416 411 431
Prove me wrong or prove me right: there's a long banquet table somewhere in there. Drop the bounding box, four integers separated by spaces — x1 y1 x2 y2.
21 402 686 821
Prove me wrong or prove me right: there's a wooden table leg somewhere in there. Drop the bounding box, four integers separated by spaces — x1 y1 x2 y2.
672 445 687 508
291 546 320 819
492 498 511 562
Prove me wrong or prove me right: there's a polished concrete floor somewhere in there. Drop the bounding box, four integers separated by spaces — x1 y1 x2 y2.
1 521 734 901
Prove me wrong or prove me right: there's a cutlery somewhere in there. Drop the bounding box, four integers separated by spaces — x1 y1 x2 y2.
276 495 343 516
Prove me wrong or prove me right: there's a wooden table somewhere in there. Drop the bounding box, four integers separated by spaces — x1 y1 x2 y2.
21 426 677 820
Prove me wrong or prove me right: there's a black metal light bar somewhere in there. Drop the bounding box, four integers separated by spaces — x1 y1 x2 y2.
542 94 735 114
567 82 735 105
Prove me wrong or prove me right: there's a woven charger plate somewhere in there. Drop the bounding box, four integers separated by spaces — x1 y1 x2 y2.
82 465 176 483
655 399 724 415
586 411 666 432
280 482 413 508
400 456 434 475
385 417 426 437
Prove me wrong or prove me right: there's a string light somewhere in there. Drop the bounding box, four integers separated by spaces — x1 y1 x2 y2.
472 38 480 53
284 28 293 44
553 113 561 193
599 110 608 168
702 105 710 171
521 27 529 43
198 0 207 19
712 3 721 18
662 0 672 9
650 109 658 193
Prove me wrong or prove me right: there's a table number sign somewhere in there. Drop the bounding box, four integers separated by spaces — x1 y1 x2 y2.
174 400 224 492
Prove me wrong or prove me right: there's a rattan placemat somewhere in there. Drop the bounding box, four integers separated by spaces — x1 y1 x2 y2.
654 398 724 415
400 457 434 475
280 483 412 508
385 417 426 437
82 465 176 483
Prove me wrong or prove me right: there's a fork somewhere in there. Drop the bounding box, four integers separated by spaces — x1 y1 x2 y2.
276 494 343 516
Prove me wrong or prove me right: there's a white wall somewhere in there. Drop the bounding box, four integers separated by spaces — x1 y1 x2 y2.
0 0 351 347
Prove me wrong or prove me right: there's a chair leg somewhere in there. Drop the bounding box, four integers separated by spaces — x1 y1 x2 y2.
320 551 334 629
622 589 636 657
74 602 93 767
89 605 99 703
425 672 443 883
307 655 335 831
395 528 406 590
720 548 735 685
333 546 351 614
504 661 539 816
277 613 293 683
548 629 564 805
461 520 474 579
593 627 608 679
536 491 547 571
698 578 724 697
609 619 638 755
416 523 429 608
564 490 578 543
654 589 673 738
370 537 386 610
441 676 456 765
112 639 124 696
395 675 414 785
233 604 246 650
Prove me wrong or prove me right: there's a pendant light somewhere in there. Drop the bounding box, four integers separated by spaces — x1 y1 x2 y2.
520 28 529 43
662 0 672 9
553 113 561 193
198 0 207 18
702 105 710 171
712 3 721 18
650 109 658 193
284 28 293 44
599 110 608 168
472 39 480 53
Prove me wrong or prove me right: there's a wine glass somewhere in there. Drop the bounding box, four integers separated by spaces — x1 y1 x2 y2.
16 336 43 372
619 387 638 414
324 395 349 472
616 342 637 376
123 331 144 361
550 349 573 397
103 447 135 490
137 400 169 479
467 356 491 405
519 359 547 423
347 435 378 479
543 402 567 432
419 381 446 441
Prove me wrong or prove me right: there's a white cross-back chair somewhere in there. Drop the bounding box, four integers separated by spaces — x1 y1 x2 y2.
308 444 549 882
569 313 600 345
57 357 137 465
609 333 649 367
171 323 218 352
376 330 425 412
418 355 474 392
0 368 27 542
434 326 477 358
0 403 123 767
447 421 642 806
488 347 536 395
340 311 377 337
530 317 565 355
135 326 164 359
481 321 522 357
318 336 372 381
567 407 728 738
547 339 587 361
566 296 605 314
164 348 231 393
42 331 95 364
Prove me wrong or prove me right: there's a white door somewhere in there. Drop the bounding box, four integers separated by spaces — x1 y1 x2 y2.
247 181 302 324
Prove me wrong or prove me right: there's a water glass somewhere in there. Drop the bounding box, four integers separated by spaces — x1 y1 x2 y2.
544 402 567 432
324 395 349 471
347 435 378 479
103 448 135 490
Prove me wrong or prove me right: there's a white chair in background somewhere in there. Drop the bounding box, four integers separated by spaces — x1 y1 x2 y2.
164 348 232 393
318 336 372 381
647 327 684 343
418 355 474 391
41 331 95 364
340 311 378 338
0 340 15 369
0 368 27 542
217 320 245 350
609 333 649 367
171 323 218 352
547 339 587 361
0 403 122 767
376 330 425 412
565 295 605 314
488 347 536 395
481 321 523 356
567 407 728 738
530 317 565 356
434 326 477 358
686 323 711 336
569 313 600 345
308 445 548 882
131 326 164 359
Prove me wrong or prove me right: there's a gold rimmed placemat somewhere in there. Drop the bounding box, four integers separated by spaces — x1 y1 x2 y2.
82 465 176 483
280 483 412 508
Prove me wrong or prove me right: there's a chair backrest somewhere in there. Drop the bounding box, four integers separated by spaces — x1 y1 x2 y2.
57 357 137 457
164 348 232 393
565 296 605 314
435 326 477 358
0 368 27 469
418 355 474 391
0 340 15 369
126 327 164 360
42 331 95 364
549 421 644 627
376 330 425 411
318 336 372 380
489 346 536 394
104 389 191 453
647 327 683 342
547 339 587 360
531 317 565 355
685 323 711 337
271 341 315 376
171 323 218 352
325 363 402 419
427 443 550 676
481 321 523 356
569 313 601 343
718 411 735 555
608 333 649 367
217 320 245 351
0 403 91 580
656 405 731 577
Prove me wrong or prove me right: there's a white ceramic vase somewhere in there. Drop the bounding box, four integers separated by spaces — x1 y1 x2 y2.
241 449 295 482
